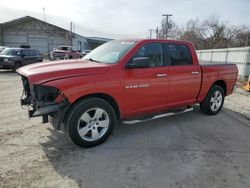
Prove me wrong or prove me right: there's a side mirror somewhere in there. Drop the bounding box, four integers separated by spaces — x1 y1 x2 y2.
125 57 150 69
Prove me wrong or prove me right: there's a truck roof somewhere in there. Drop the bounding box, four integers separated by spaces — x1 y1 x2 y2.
117 38 193 45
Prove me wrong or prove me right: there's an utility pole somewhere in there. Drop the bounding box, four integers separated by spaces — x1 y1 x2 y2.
70 22 73 46
148 29 158 38
156 26 159 38
162 14 172 39
149 29 154 38
246 35 249 47
43 8 46 22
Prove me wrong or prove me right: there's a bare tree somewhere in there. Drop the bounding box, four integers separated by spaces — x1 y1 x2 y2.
161 15 249 49
234 31 250 47
158 18 180 39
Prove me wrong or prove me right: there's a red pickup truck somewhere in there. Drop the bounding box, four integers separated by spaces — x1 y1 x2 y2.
17 39 238 147
50 46 82 60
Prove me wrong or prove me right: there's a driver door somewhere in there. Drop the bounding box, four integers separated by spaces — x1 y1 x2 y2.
123 42 169 117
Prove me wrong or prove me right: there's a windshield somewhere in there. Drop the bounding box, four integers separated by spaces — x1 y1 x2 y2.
0 48 21 56
57 46 71 51
83 41 136 64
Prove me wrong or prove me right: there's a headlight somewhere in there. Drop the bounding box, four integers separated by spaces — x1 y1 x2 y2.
34 85 60 103
4 58 10 62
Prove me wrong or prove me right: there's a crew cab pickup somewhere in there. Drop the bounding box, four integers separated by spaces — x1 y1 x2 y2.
17 39 238 147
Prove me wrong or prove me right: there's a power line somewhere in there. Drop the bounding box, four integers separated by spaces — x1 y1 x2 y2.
162 14 172 39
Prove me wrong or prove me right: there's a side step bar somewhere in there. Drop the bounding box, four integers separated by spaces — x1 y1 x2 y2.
122 107 194 125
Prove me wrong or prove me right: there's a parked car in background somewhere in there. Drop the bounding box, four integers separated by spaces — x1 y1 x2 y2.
0 48 43 71
0 46 8 53
17 39 238 147
82 50 91 57
50 46 82 60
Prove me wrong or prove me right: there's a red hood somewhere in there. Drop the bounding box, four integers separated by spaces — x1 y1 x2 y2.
17 59 110 84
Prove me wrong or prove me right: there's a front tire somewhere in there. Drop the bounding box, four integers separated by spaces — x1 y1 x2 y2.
65 98 116 147
13 62 22 72
200 85 225 115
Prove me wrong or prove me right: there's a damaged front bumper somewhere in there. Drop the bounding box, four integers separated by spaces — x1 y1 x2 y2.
22 99 68 117
20 76 69 124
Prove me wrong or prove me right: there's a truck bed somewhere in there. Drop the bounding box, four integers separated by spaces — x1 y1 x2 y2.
197 63 238 102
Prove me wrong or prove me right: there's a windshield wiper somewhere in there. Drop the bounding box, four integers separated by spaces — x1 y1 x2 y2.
87 58 102 63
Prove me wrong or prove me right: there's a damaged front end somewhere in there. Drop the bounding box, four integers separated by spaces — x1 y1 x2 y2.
20 76 69 126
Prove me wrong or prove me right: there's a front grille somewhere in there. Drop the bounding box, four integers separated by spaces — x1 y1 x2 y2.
21 76 31 96
0 58 3 63
20 76 33 106
53 52 65 57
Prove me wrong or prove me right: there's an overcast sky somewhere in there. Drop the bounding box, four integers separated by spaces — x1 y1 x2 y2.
0 0 249 39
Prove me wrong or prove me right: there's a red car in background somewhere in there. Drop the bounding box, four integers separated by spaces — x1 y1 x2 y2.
50 46 82 60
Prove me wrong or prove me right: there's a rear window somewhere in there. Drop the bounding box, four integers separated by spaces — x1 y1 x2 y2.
165 44 192 66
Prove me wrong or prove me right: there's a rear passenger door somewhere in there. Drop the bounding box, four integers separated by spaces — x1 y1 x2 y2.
21 50 32 65
29 50 39 63
165 43 201 107
35 50 43 62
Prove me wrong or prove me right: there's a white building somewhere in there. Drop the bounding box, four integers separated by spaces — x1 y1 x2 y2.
0 16 111 57
196 47 250 80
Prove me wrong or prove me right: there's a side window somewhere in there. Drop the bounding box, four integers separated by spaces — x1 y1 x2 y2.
37 50 41 56
166 44 192 66
29 50 36 56
22 50 30 57
132 43 164 67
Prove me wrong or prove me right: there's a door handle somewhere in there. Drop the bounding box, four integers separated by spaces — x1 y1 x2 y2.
156 73 167 77
191 71 199 75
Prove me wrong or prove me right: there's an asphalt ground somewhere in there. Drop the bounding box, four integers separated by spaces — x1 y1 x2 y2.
0 70 250 188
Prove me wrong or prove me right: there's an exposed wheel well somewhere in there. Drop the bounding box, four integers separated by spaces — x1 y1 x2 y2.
15 61 22 65
70 93 120 119
213 80 227 95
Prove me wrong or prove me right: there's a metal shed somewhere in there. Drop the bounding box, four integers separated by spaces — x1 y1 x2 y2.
0 16 110 57
86 37 113 49
196 47 250 80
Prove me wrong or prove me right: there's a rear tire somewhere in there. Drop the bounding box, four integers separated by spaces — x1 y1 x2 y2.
200 85 225 115
64 98 116 147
